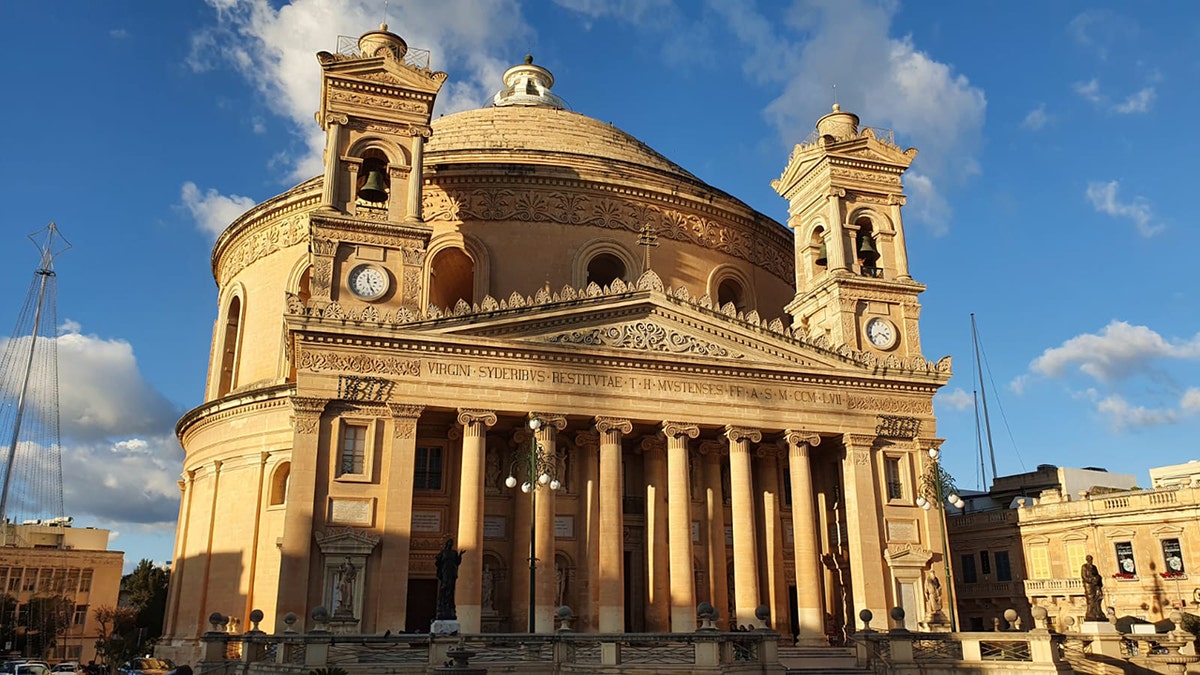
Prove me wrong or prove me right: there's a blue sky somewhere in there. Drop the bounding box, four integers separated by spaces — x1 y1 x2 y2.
1 0 1197 569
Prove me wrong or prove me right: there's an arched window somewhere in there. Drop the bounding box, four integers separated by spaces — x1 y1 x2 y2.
429 248 474 309
717 278 744 312
586 253 626 287
269 462 291 506
356 150 390 204
217 295 242 397
812 226 828 269
297 266 312 304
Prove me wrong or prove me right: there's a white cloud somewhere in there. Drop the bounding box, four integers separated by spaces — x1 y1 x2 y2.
1030 321 1200 383
1182 388 1200 412
1073 78 1102 104
190 0 531 183
754 0 986 234
61 435 182 525
1068 9 1136 61
109 28 129 39
180 181 256 238
1096 394 1178 431
1085 180 1164 237
1009 374 1030 395
1113 86 1155 114
553 0 673 22
935 387 973 412
1021 103 1049 131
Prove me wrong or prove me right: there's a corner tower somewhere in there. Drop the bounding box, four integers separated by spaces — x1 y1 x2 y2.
315 24 447 221
773 105 925 359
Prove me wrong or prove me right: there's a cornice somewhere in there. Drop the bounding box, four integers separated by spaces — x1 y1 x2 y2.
211 180 322 281
176 384 296 443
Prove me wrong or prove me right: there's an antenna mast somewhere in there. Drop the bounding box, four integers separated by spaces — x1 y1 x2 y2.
970 314 998 484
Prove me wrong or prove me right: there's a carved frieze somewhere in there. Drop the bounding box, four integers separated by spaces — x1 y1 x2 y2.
545 321 739 358
299 349 421 376
218 215 310 285
329 88 428 114
846 395 933 415
290 397 328 436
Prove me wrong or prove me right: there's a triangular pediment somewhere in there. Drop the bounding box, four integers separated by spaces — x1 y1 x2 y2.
319 52 447 95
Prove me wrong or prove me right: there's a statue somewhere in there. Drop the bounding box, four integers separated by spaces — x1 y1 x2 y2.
435 538 465 620
924 573 943 617
1081 554 1105 621
335 557 357 616
481 564 495 610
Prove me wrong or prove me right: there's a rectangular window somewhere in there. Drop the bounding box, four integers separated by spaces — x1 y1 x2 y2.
1162 538 1185 575
1028 545 1051 580
339 423 367 476
994 551 1012 582
66 569 80 595
79 569 93 593
1065 541 1088 579
980 550 991 575
73 604 88 626
414 445 443 490
960 553 978 584
884 457 904 501
23 569 37 592
38 568 53 592
1115 541 1137 577
8 569 21 593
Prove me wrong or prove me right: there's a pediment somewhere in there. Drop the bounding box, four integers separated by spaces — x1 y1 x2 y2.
319 52 446 94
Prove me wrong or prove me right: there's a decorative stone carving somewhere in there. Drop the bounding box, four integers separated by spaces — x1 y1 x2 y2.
290 397 327 435
388 403 424 439
545 322 737 358
875 414 921 439
661 421 700 440
299 349 421 376
217 214 311 286
456 408 498 428
846 395 932 415
783 430 821 449
594 416 633 436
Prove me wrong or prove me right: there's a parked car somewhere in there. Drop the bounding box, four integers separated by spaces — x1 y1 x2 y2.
116 660 174 675
0 662 50 675
50 664 82 675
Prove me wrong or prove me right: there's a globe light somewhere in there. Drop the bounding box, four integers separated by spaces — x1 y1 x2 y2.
921 501 932 511
928 447 940 460
549 479 561 491
539 473 550 486
505 476 517 489
949 494 965 509
529 418 542 431
915 496 928 508
521 482 532 493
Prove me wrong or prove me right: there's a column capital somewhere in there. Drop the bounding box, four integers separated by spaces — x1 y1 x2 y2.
456 408 498 428
784 429 821 449
530 412 568 431
595 416 632 435
639 435 666 454
662 421 699 440
290 397 328 436
916 437 945 453
755 443 784 459
843 433 878 450
324 113 349 127
574 431 600 450
724 425 762 444
388 402 425 420
698 439 726 457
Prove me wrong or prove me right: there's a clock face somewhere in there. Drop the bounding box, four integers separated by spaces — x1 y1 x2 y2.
866 318 897 349
347 264 389 301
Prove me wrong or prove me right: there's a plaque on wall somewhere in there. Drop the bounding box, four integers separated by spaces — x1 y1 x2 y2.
329 498 374 526
412 510 443 533
886 519 919 543
484 516 507 540
554 516 575 538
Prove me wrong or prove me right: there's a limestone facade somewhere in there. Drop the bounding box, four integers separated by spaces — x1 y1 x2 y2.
159 25 952 664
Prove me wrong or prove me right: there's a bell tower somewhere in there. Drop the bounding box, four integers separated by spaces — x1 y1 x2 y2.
315 24 447 222
772 105 926 359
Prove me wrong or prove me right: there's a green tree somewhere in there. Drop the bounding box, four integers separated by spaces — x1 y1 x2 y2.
25 595 73 658
93 605 139 674
122 560 169 644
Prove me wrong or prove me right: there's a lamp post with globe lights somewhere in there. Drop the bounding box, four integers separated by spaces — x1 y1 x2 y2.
916 445 964 631
505 416 560 633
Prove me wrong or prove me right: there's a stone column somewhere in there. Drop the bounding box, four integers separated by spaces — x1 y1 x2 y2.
309 237 337 308
842 433 888 624
574 430 600 632
277 397 326 630
756 444 787 632
532 413 567 633
825 188 849 273
454 408 497 632
376 404 423 631
726 425 762 627
163 471 194 636
640 435 670 632
405 127 430 223
510 427 533 633
699 440 729 630
319 114 348 210
662 421 700 632
889 195 911 280
595 417 632 632
785 430 825 645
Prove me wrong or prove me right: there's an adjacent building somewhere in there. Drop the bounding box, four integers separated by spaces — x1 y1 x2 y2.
0 521 123 662
159 25 955 664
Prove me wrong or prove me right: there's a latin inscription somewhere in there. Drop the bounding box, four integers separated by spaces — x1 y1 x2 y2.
421 361 844 406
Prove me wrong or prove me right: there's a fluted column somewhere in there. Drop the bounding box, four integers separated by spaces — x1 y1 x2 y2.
454 408 497 632
319 113 348 210
575 430 600 632
726 425 762 627
889 195 911 280
532 413 567 632
375 404 424 631
164 471 194 636
405 127 430 223
640 435 670 632
662 421 699 632
699 440 729 630
595 417 631 632
755 444 787 632
785 430 825 645
277 397 327 630
842 433 888 625
826 188 849 273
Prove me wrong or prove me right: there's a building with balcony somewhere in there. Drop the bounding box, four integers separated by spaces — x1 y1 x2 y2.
0 521 123 662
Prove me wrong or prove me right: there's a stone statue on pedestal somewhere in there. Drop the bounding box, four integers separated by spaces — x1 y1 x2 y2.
1081 554 1106 622
435 538 465 621
335 557 357 617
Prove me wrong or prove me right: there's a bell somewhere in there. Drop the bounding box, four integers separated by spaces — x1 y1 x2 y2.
857 235 879 262
358 170 388 203
815 242 828 267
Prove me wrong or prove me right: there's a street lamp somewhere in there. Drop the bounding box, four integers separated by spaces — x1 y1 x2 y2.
918 446 963 631
505 416 560 632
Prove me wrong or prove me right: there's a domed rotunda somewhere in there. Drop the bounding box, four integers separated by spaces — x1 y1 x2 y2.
160 25 951 663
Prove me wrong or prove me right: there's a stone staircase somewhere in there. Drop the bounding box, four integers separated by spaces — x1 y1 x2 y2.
778 646 873 674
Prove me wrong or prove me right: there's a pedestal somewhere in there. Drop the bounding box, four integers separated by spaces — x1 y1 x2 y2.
431 619 461 636
1080 620 1118 634
328 616 359 635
